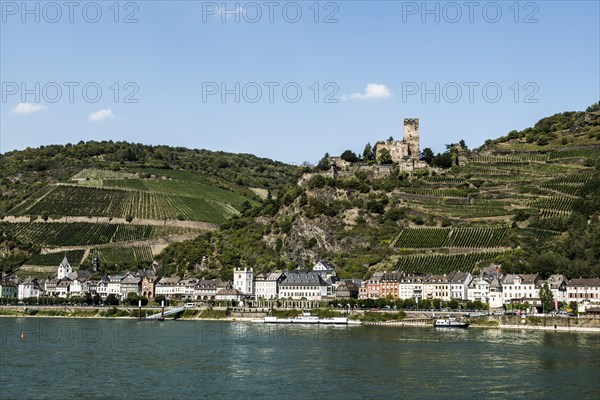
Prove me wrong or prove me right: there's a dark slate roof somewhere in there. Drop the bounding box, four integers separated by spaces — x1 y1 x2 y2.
568 278 600 288
280 271 327 287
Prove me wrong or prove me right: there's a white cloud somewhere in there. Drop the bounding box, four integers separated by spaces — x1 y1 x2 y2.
11 103 48 114
342 83 393 101
88 109 114 122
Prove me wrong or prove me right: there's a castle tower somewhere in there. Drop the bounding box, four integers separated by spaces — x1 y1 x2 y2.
57 256 72 279
234 267 254 295
403 118 420 158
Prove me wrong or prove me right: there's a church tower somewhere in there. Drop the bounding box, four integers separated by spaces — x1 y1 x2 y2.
403 118 420 158
57 256 72 279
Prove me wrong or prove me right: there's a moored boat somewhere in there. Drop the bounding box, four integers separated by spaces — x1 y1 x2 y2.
263 313 359 325
434 317 469 328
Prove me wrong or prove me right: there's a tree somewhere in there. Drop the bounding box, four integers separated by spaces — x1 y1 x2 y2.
539 282 554 313
378 148 393 165
432 152 453 168
420 147 435 164
362 143 375 161
316 153 330 171
459 139 468 150
340 150 359 163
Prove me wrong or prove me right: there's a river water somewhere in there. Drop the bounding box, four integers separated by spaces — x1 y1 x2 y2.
0 318 599 399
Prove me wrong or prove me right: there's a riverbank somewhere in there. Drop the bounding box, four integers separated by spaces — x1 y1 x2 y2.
2 307 600 333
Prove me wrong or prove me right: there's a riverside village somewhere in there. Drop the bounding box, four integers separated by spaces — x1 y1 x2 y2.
2 117 600 329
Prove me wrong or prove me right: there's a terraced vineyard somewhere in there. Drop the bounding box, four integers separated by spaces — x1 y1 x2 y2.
549 147 600 160
97 246 154 264
519 227 562 240
26 250 86 266
395 227 508 249
1 222 201 247
540 173 593 196
7 185 248 223
395 228 448 248
471 153 549 163
394 251 509 275
401 187 473 198
529 197 575 216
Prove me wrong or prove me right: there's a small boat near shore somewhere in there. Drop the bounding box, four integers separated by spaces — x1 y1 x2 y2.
264 313 361 325
434 317 469 328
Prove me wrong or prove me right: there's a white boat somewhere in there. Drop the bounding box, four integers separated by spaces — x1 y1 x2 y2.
263 313 358 325
434 317 469 328
291 313 320 324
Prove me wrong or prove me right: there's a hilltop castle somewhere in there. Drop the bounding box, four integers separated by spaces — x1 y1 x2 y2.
375 118 426 171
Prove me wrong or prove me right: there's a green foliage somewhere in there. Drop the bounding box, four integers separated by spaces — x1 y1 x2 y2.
378 148 393 165
539 282 554 312
340 150 359 163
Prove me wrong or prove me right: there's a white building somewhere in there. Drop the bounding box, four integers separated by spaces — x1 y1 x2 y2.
502 274 540 304
120 275 141 298
278 271 329 300
155 277 181 299
55 279 71 298
18 278 40 300
467 277 490 303
174 278 198 299
566 278 600 306
57 256 72 280
96 277 109 298
423 274 450 301
488 276 504 309
398 275 424 300
255 272 285 300
448 272 472 300
312 260 336 280
193 279 229 300
546 274 568 303
107 274 126 297
234 267 254 295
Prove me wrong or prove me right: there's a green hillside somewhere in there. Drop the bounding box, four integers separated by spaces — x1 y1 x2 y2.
2 104 599 280
156 102 600 281
1 143 299 274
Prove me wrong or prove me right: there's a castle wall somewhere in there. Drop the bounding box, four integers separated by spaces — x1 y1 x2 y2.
374 117 421 169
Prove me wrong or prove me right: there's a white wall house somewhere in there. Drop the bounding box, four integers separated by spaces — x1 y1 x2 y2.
255 272 284 300
546 274 568 303
398 276 424 300
155 277 181 299
566 278 600 306
234 267 254 295
120 276 142 298
193 279 229 300
55 279 71 298
278 271 329 300
467 277 490 303
18 278 40 300
502 274 540 304
448 272 472 300
423 275 450 301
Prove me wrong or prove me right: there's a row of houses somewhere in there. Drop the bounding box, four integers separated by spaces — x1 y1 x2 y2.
0 257 241 302
358 265 600 310
2 257 599 310
232 261 360 301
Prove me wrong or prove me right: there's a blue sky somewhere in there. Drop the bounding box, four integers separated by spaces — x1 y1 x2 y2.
1 0 599 163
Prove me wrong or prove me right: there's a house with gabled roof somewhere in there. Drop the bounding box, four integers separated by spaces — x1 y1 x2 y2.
255 272 285 300
502 274 541 305
279 270 330 300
